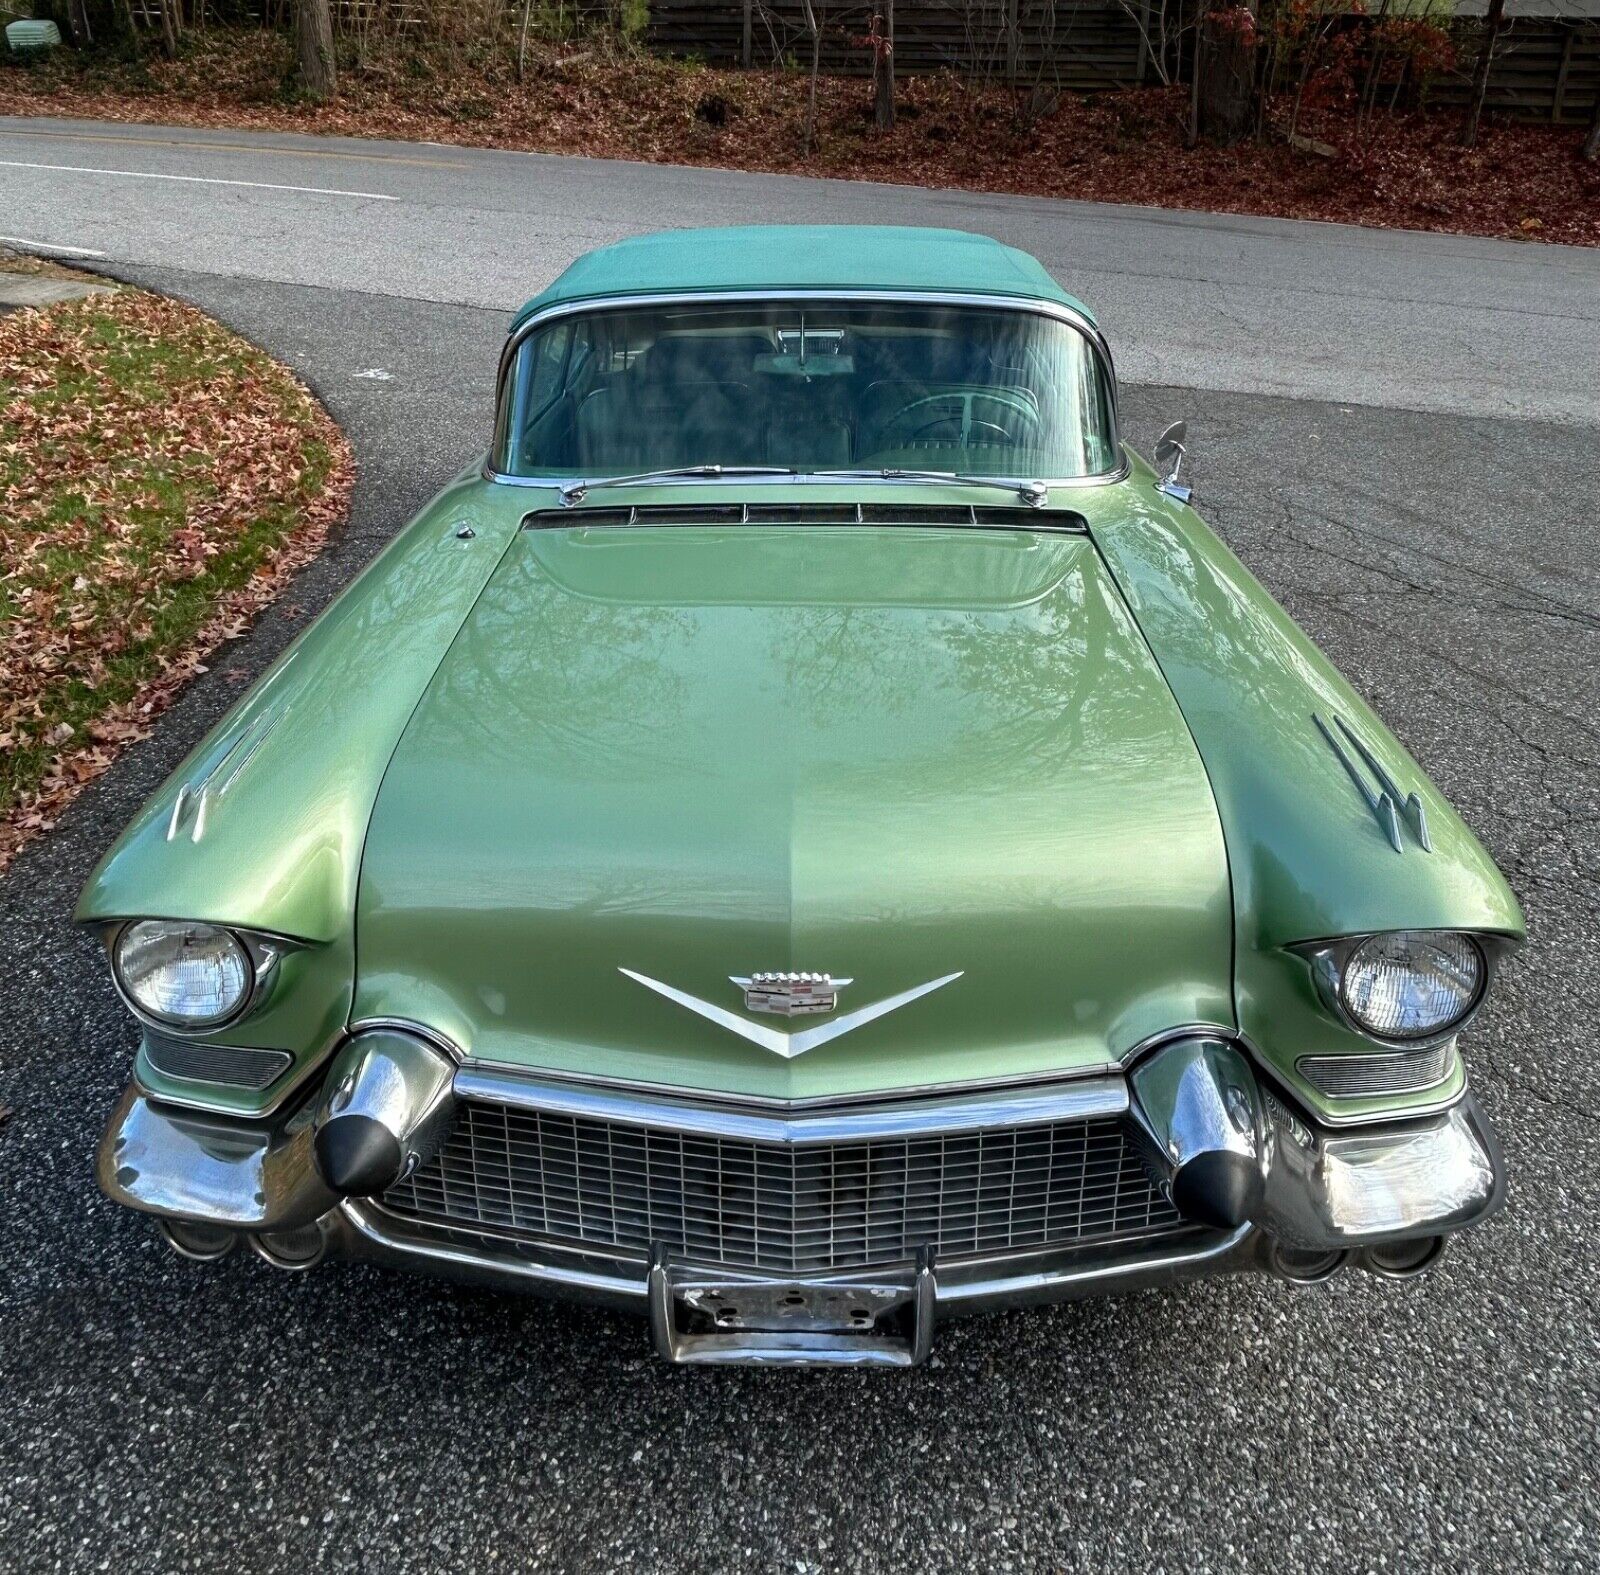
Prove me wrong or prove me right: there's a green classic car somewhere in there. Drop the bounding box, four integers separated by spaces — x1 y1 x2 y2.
83 227 1522 1366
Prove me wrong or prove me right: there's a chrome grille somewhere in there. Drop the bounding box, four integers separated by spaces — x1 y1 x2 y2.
142 1033 292 1091
1297 1044 1455 1098
381 1100 1186 1274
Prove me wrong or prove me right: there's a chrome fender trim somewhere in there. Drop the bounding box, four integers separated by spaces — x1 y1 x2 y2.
96 1084 337 1232
1262 1090 1505 1249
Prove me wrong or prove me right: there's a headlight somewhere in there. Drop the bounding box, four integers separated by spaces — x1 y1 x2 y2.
113 920 254 1029
1339 931 1483 1041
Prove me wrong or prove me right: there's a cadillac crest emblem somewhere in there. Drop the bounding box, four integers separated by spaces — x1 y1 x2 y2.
730 972 852 1017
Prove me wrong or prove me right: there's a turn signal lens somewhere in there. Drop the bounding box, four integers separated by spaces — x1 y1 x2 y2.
1341 931 1483 1041
114 920 253 1028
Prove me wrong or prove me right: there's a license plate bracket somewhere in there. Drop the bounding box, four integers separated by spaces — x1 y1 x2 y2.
647 1246 937 1368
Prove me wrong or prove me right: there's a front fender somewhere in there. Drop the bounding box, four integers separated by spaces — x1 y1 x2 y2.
1084 460 1524 1119
76 464 526 1114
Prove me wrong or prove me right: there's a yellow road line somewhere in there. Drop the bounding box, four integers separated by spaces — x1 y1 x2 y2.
0 126 467 169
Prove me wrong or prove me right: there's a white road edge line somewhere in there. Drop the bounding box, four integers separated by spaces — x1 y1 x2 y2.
0 234 109 258
0 160 396 201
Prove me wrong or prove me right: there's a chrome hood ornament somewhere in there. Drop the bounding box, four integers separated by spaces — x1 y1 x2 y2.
730 972 851 1017
619 969 963 1059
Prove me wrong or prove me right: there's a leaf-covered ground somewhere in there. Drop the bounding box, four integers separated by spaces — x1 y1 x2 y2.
0 278 352 873
1 29 1596 245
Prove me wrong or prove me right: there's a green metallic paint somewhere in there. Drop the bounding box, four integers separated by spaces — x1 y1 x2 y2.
352 515 1234 1100
1079 452 1523 1118
77 260 1523 1129
510 227 1096 333
76 461 528 1116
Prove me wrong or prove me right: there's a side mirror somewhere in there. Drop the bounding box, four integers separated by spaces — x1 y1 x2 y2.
1153 421 1192 504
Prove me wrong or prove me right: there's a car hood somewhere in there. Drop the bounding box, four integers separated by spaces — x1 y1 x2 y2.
354 522 1233 1100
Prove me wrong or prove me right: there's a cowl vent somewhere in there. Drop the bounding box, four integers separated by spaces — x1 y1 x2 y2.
524 502 1083 531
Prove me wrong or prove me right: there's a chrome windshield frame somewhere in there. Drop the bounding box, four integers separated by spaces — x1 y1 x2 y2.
486 288 1129 492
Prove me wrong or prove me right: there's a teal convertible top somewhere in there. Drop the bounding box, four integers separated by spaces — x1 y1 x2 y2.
511 226 1095 331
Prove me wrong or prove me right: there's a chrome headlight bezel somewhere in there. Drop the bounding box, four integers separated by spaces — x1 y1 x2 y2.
107 920 290 1035
1295 930 1508 1051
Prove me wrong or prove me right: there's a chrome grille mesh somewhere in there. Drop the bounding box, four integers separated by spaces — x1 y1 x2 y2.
381 1100 1185 1274
1297 1044 1454 1098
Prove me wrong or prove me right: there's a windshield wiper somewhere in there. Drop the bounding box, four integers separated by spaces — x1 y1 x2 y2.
558 465 798 507
807 469 1049 508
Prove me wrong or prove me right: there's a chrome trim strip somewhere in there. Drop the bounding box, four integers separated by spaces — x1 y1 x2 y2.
455 1058 1125 1110
935 1221 1254 1306
339 1200 649 1302
449 1066 1129 1144
347 1017 467 1064
488 464 1131 494
368 1199 1190 1275
1116 1021 1239 1068
331 1200 1253 1313
488 287 1128 491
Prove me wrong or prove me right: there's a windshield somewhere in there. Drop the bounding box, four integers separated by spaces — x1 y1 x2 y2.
496 300 1118 481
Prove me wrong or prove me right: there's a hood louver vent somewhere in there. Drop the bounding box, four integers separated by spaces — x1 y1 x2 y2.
525 502 1081 531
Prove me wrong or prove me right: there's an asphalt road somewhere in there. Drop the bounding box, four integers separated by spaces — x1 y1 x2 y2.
1 125 1598 1573
3 115 1600 424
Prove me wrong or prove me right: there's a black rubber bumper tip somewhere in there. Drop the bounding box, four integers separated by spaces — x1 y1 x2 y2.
1171 1151 1264 1229
314 1115 404 1197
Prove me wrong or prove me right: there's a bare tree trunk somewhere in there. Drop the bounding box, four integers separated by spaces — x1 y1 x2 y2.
801 0 820 156
120 0 142 55
156 0 179 58
873 0 895 130
516 0 533 82
741 0 752 67
1460 0 1505 149
1196 6 1256 145
295 0 336 100
1119 0 1170 88
1185 13 1202 147
1574 70 1600 158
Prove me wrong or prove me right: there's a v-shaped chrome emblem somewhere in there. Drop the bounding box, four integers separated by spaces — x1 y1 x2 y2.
619 968 963 1060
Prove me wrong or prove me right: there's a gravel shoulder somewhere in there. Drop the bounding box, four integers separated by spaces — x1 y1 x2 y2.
0 268 1595 1574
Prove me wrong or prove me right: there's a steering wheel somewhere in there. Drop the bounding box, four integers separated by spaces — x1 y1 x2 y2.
883 389 1040 450
911 415 1013 445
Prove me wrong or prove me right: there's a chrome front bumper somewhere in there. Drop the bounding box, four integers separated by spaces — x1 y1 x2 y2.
98 1043 1507 1366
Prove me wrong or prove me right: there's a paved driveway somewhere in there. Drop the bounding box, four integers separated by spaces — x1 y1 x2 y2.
0 130 1596 1572
3 116 1600 423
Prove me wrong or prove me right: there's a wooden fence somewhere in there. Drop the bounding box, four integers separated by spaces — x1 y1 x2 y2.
641 0 1145 90
1430 19 1599 124
640 2 1598 122
119 1 1600 123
